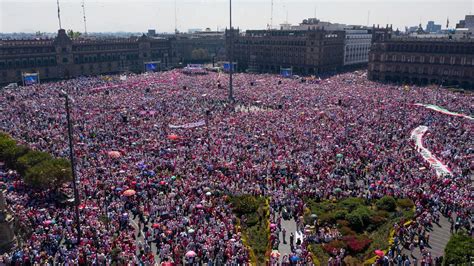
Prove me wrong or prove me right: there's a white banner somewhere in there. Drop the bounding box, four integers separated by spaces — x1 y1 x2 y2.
410 126 452 177
169 120 206 129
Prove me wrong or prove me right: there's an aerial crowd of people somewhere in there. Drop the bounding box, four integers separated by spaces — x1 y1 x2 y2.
0 69 472 265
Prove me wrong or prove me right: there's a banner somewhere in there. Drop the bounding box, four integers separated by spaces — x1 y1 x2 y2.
169 120 206 129
414 103 473 120
410 126 452 177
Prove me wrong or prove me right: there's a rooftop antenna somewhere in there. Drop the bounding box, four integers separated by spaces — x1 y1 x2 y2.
367 10 370 27
57 0 62 29
270 0 274 30
174 0 178 33
82 0 88 35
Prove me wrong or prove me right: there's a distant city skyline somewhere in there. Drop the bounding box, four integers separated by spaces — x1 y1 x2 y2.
0 0 473 33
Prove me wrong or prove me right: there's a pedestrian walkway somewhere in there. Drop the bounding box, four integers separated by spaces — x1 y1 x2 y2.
278 217 303 263
402 215 452 260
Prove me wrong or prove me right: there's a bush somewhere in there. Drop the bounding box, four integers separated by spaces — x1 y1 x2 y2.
353 206 373 225
230 195 259 215
374 210 390 218
319 212 336 224
340 225 357 236
346 212 364 232
396 198 414 210
17 150 52 176
323 240 347 255
339 197 364 212
343 235 372 254
335 210 348 220
444 232 474 265
376 196 396 212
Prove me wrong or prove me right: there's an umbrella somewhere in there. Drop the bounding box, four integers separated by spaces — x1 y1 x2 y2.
205 192 212 196
152 223 160 229
290 255 300 262
333 188 342 193
375 250 384 257
161 262 173 266
167 134 180 141
336 153 343 159
160 181 167 185
171 176 177 180
188 228 195 234
123 189 136 196
43 220 54 226
270 223 277 229
310 214 318 218
185 251 197 257
196 204 203 209
108 151 121 158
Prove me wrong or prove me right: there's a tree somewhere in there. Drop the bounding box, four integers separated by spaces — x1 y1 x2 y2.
1 144 29 170
24 158 72 189
191 48 210 61
444 232 474 265
66 29 82 40
16 150 52 176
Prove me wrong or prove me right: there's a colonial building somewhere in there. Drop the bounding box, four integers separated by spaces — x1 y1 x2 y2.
368 29 474 89
171 31 226 64
0 29 177 85
343 28 373 66
225 28 345 75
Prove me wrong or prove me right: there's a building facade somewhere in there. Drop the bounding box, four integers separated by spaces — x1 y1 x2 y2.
368 31 474 89
343 28 373 66
426 21 442 33
172 31 226 64
225 28 345 75
0 29 177 85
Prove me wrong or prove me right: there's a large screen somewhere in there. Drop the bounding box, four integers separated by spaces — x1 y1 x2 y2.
280 68 293 78
23 73 40 86
145 62 158 72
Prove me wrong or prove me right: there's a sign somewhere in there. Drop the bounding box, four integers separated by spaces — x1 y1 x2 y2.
22 72 40 86
223 62 237 72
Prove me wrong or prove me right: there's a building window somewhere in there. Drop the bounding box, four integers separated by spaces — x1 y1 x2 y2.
63 58 68 63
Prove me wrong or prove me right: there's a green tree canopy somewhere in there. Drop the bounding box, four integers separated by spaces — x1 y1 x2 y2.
444 232 474 265
25 158 72 189
17 150 53 176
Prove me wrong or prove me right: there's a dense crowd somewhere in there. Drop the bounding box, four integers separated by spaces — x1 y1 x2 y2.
0 69 472 265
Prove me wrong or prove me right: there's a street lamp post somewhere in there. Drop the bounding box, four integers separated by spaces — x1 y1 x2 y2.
228 0 234 102
62 90 82 245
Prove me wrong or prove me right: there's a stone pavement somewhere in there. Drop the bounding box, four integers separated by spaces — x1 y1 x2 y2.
278 217 303 263
401 215 452 261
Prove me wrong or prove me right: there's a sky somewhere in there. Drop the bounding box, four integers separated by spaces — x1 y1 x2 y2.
0 0 472 33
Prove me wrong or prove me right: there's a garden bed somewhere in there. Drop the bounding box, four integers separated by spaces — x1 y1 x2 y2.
228 195 271 265
304 196 414 265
